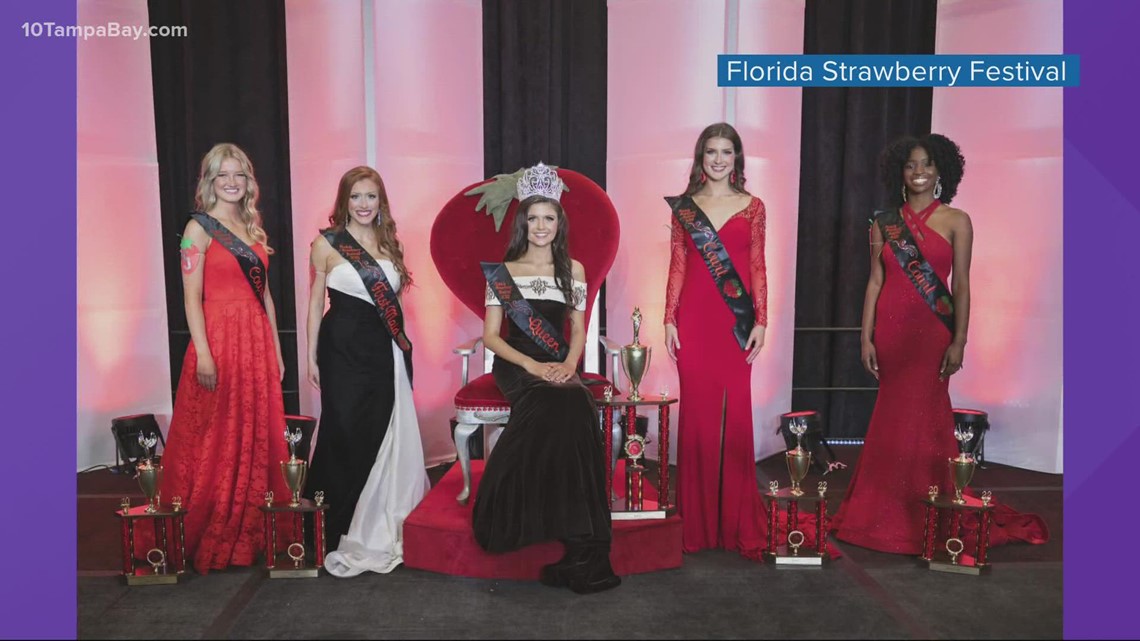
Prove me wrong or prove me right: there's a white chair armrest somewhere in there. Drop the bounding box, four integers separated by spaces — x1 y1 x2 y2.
454 337 483 355
452 337 483 386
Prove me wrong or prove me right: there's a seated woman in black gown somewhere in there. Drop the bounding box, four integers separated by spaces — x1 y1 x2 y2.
471 163 620 595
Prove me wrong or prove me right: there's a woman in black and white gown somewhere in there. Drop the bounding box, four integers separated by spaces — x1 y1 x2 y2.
305 166 429 576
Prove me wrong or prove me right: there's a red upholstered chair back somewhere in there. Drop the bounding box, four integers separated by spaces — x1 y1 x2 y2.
430 168 620 343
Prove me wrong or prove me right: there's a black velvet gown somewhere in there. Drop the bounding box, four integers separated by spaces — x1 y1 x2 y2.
471 296 612 553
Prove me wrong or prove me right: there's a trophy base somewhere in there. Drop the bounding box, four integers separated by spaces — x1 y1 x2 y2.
610 496 672 520
125 569 183 585
267 566 321 579
924 551 990 576
764 546 827 567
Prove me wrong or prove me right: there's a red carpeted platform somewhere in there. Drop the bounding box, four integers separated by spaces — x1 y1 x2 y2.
403 461 683 579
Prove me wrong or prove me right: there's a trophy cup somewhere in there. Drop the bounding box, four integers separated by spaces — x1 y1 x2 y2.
620 308 651 402
135 432 163 513
949 424 976 505
785 417 812 497
280 428 307 508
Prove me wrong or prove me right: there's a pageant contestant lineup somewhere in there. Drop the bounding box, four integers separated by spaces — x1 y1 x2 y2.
138 124 1046 593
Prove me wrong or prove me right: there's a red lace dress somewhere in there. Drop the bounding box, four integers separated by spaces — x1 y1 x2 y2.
832 200 1049 554
142 240 291 573
665 196 770 558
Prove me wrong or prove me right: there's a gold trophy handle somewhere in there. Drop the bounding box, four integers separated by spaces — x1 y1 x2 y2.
787 530 805 557
945 537 965 565
287 542 306 569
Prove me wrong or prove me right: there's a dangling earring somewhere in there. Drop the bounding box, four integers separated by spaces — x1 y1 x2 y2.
730 171 737 185
699 172 707 184
902 185 908 203
933 178 943 200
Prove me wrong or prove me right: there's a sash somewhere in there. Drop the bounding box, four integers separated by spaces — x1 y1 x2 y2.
481 262 569 361
322 229 414 385
665 195 755 349
874 208 955 334
322 230 412 353
189 212 266 309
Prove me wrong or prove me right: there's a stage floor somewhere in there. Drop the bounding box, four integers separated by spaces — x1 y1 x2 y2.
77 445 1062 639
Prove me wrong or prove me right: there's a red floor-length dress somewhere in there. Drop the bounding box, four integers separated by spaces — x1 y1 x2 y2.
152 239 291 573
832 200 1048 554
665 196 770 559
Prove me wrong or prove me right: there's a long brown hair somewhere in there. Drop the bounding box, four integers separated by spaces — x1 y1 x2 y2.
503 196 574 305
194 143 273 253
681 122 750 197
326 166 413 290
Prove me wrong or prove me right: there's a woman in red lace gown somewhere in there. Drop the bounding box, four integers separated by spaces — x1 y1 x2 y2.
156 143 291 573
833 134 1048 554
663 123 769 559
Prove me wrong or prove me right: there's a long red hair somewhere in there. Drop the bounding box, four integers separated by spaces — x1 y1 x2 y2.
326 166 412 290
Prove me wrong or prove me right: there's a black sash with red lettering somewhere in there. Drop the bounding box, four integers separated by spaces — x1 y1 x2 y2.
665 195 755 349
481 262 569 361
190 211 266 309
322 229 412 353
874 208 955 334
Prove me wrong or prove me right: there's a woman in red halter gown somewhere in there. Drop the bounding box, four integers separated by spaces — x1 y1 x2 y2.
664 123 769 559
833 134 1048 554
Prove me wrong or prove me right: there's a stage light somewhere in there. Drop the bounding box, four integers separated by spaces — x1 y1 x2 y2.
110 414 165 475
953 408 990 466
777 410 843 473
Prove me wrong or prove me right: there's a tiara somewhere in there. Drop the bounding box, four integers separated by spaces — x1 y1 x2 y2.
516 162 565 201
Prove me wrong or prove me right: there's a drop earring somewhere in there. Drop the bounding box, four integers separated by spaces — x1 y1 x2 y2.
933 178 943 200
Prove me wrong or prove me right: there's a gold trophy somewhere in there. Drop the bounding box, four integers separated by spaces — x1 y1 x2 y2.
620 308 651 402
280 428 307 508
949 425 976 505
785 417 812 497
135 432 163 513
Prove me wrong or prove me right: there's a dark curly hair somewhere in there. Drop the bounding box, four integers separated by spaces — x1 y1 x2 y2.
880 133 966 207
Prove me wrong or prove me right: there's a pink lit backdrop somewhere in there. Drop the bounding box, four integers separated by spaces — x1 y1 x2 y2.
77 0 172 470
606 0 805 463
933 0 1063 473
285 0 484 466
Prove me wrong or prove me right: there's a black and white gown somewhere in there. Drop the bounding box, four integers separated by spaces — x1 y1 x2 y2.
306 260 430 576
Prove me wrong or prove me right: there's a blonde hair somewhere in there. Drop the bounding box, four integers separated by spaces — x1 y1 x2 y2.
194 143 273 253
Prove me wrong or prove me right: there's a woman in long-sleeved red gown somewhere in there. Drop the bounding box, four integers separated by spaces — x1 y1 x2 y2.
664 123 770 559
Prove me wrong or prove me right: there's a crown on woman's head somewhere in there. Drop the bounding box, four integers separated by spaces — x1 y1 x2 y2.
516 162 565 201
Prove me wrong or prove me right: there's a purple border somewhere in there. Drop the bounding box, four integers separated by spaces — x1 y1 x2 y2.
0 0 77 638
1065 1 1140 638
